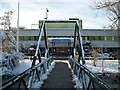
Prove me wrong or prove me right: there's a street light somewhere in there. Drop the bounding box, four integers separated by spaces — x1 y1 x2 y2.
45 8 49 20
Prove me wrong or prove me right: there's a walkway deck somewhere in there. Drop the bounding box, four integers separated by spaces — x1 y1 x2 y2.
41 61 75 89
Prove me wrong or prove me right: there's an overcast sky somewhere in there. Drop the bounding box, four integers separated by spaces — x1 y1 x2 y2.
0 0 111 29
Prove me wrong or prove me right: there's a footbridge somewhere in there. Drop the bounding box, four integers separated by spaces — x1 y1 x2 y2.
0 20 111 90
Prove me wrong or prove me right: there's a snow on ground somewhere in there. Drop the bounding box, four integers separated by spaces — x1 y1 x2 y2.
31 61 55 88
0 56 119 89
85 60 119 73
11 59 32 75
1 58 119 76
0 57 119 89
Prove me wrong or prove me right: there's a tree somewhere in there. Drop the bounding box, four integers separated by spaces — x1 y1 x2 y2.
92 0 119 28
0 11 16 53
92 0 120 63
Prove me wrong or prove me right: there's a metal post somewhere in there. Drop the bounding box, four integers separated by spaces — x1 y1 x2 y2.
76 21 85 64
45 8 49 20
73 23 77 59
17 0 20 52
44 22 48 53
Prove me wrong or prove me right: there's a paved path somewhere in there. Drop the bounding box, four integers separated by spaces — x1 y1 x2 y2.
41 61 75 89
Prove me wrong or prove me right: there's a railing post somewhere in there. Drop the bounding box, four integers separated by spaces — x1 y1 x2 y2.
38 49 42 63
76 21 85 64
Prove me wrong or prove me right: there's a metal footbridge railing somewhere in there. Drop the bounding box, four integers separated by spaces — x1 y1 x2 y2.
0 20 53 90
0 20 112 90
69 57 111 90
68 20 111 90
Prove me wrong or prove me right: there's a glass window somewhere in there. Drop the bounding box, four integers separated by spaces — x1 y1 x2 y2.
101 36 104 40
19 36 23 41
89 36 92 40
98 36 104 40
107 36 112 41
87 36 89 40
82 36 85 40
98 36 101 40
114 36 118 41
23 36 28 41
92 36 95 40
34 36 38 40
31 36 34 40
28 36 31 40
95 36 98 40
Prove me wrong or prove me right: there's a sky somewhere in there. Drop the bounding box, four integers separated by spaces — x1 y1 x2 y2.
0 0 111 29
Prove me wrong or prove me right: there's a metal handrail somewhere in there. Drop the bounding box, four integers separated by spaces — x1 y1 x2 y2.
35 21 45 57
76 20 85 64
1 57 52 90
69 57 111 90
1 20 52 90
73 20 85 64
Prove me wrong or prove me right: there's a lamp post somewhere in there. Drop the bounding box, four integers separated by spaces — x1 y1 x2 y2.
45 8 49 20
17 0 20 52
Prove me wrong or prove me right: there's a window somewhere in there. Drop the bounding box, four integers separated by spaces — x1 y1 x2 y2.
89 36 92 40
107 36 112 41
101 36 104 40
112 36 114 41
114 36 118 41
98 36 101 40
23 36 28 41
19 36 23 41
95 36 98 40
31 36 34 40
28 36 31 40
82 36 85 40
33 36 39 40
91 36 95 40
27 36 34 40
98 36 104 40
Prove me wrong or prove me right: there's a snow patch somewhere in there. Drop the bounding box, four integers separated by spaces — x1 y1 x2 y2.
72 74 82 88
85 60 119 73
32 80 43 88
11 59 32 75
0 52 26 76
31 61 55 88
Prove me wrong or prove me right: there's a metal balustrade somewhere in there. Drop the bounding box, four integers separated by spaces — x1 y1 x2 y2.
1 20 52 90
1 57 53 90
70 20 111 90
68 57 111 90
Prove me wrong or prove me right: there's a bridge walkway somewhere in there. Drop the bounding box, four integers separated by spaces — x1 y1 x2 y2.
41 60 75 89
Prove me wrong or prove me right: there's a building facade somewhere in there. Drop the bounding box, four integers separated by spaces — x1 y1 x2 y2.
11 28 119 53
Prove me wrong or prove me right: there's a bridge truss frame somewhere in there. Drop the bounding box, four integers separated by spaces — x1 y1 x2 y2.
1 20 111 90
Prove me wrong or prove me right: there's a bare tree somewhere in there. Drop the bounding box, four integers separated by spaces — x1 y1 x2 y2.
92 0 120 63
92 0 120 29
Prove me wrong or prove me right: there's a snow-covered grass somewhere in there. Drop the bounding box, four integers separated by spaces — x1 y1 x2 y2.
31 61 55 88
0 56 119 89
11 59 32 75
0 59 32 76
85 60 119 73
67 59 119 89
0 52 26 76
